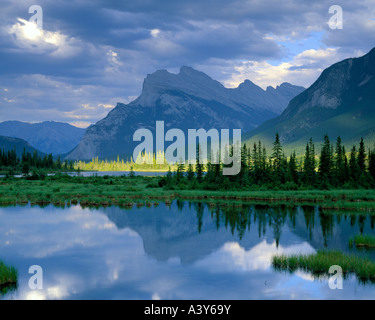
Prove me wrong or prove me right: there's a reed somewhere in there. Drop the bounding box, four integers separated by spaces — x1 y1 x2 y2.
349 234 375 248
272 250 375 282
0 261 18 289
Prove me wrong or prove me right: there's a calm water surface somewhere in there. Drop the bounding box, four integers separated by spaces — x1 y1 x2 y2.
1 202 375 300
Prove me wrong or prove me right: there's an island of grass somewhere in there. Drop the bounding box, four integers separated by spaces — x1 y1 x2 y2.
0 261 18 293
272 250 375 282
1 174 375 212
349 234 375 248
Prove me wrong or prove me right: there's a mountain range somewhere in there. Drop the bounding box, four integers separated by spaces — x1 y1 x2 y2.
0 121 86 155
244 47 375 154
3 47 375 160
0 135 43 158
66 66 304 160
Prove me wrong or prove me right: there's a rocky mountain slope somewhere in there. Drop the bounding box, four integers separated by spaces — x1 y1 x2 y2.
244 47 375 154
67 66 304 160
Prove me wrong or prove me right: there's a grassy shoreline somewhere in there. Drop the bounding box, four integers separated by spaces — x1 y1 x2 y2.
1 175 375 211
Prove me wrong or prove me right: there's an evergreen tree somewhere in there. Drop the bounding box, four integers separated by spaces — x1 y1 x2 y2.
334 136 348 184
358 137 366 173
251 142 260 183
187 163 195 181
22 162 30 176
271 133 283 182
196 144 204 182
176 161 185 181
239 143 249 185
303 138 316 185
319 134 333 186
56 156 62 169
288 151 299 184
129 166 135 178
369 148 375 182
349 145 360 182
166 166 173 182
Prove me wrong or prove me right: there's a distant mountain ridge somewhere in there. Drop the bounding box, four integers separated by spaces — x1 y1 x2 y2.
0 121 86 155
244 47 375 153
66 66 304 160
0 135 43 158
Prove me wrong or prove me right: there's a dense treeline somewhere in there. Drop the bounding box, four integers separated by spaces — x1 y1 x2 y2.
161 134 375 190
0 147 74 176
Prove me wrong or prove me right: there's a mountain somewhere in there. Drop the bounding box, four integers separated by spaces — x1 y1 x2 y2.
0 121 86 155
66 66 304 160
0 135 43 158
244 47 375 154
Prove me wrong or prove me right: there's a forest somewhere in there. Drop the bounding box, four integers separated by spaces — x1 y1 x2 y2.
160 134 375 191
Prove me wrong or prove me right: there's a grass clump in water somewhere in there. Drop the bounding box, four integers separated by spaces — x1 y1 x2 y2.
349 234 375 248
0 261 18 295
272 250 375 283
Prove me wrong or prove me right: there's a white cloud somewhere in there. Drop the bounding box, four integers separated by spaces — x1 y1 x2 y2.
194 240 316 273
150 29 161 38
106 50 123 73
7 18 83 58
224 48 344 89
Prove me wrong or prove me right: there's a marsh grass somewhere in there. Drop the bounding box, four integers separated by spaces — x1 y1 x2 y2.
1 175 375 212
0 261 18 295
349 234 375 248
272 250 375 283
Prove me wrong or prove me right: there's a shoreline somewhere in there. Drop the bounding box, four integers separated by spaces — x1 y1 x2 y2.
1 175 375 212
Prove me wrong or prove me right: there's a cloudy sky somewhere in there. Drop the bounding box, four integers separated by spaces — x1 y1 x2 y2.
0 0 374 128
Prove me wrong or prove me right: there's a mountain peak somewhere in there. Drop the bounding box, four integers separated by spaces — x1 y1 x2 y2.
178 66 212 80
244 47 375 151
67 66 304 160
239 79 259 88
179 65 196 74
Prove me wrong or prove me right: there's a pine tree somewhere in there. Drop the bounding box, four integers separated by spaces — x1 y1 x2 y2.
349 145 360 182
369 148 375 182
288 151 299 184
319 134 333 186
196 144 204 182
357 138 366 173
239 143 249 185
176 161 185 181
271 133 283 182
251 142 259 183
129 166 135 178
166 166 173 182
22 162 30 176
334 136 347 184
187 163 195 180
56 156 62 169
303 138 316 185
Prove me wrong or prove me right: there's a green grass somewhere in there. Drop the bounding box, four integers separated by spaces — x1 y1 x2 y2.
349 234 375 248
1 175 375 212
272 250 375 282
0 261 18 288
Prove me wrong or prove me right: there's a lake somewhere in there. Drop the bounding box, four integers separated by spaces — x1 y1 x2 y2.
1 202 375 300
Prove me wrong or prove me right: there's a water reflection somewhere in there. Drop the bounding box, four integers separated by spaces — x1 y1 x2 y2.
0 202 374 300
